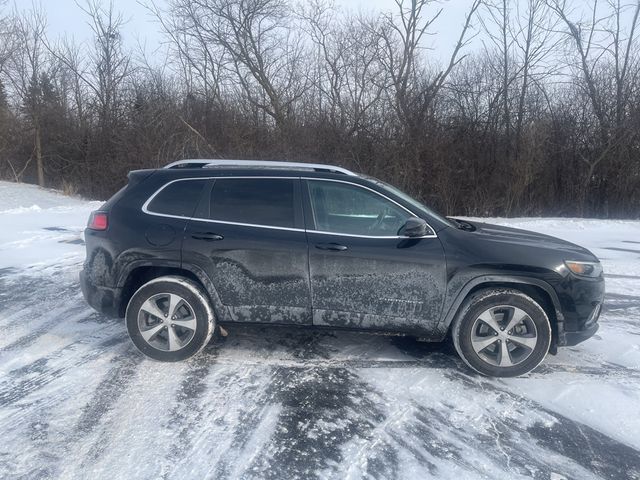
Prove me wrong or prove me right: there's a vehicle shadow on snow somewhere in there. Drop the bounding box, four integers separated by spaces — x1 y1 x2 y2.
203 324 461 369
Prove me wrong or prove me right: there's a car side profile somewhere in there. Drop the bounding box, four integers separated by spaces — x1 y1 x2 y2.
80 159 605 377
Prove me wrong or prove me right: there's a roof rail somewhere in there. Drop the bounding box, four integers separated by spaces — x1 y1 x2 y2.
164 159 215 169
164 159 356 176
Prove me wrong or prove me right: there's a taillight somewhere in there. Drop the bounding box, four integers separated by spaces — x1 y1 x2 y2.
88 211 108 230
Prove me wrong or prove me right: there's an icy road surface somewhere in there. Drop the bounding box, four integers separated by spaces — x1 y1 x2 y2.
0 180 639 480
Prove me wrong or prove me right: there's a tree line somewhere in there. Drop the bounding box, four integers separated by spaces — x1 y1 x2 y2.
0 0 639 218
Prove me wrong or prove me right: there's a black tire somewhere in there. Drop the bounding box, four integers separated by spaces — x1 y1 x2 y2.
452 288 551 377
125 275 215 362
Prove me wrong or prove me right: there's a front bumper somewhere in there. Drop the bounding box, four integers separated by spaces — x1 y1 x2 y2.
80 269 122 317
564 322 599 346
557 299 602 347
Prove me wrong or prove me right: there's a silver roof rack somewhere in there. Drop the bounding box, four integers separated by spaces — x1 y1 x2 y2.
164 159 216 169
164 159 356 176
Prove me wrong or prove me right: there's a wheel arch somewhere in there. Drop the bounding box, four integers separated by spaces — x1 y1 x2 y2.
117 261 229 321
441 275 563 349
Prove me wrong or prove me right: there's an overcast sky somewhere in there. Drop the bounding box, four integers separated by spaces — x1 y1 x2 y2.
25 0 481 64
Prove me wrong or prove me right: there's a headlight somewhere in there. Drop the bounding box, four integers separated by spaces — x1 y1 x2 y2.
564 260 603 278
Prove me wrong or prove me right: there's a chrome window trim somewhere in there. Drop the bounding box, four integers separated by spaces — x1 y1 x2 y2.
188 218 305 232
142 176 213 217
306 230 437 239
141 176 438 239
142 176 301 230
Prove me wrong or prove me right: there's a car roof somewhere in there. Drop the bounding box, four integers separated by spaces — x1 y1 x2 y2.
143 167 370 184
136 159 371 183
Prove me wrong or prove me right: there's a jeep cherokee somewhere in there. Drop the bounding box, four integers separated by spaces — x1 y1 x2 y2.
80 159 605 377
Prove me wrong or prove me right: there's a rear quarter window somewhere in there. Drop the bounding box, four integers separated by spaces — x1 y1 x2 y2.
146 179 207 217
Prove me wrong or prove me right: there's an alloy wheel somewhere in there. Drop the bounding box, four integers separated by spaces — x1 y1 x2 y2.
137 293 197 351
470 305 539 367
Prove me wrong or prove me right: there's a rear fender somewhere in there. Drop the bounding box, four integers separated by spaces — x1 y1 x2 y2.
117 260 232 322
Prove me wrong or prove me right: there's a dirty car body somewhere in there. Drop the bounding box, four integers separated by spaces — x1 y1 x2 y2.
80 160 604 375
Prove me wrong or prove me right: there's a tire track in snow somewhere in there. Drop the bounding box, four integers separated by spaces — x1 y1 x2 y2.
0 272 86 354
241 366 390 479
69 353 146 474
211 367 388 479
344 366 639 479
535 362 640 381
0 275 79 314
61 359 193 479
451 371 640 479
0 333 128 408
194 367 276 480
158 355 216 479
74 354 145 435
156 332 397 480
0 303 92 353
0 286 130 480
0 340 136 479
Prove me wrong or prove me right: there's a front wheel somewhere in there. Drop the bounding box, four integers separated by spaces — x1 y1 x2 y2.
452 288 551 377
125 276 215 362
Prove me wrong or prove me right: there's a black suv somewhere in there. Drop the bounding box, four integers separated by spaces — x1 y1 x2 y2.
80 160 604 377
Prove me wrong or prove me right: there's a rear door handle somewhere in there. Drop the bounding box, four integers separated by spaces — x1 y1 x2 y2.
315 242 348 251
192 232 224 241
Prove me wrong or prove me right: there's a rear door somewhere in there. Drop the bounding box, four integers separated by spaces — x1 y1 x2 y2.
303 178 447 336
182 176 312 324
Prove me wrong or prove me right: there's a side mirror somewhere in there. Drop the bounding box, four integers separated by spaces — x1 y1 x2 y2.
398 217 429 237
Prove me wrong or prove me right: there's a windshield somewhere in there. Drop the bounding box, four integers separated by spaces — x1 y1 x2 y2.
365 176 455 228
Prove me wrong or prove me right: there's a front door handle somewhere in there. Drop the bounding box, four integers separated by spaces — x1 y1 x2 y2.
192 232 224 241
315 242 348 251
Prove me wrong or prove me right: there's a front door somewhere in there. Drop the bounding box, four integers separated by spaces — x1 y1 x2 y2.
303 178 446 336
182 176 311 324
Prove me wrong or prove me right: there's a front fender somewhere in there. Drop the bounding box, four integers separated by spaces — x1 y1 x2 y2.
439 274 564 332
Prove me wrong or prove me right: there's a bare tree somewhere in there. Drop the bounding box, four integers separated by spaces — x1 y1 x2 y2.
165 0 310 131
0 0 16 75
48 1 132 128
80 0 131 128
0 1 15 180
378 0 482 135
300 2 385 139
144 0 225 105
480 0 560 213
548 0 640 213
5 6 48 186
0 0 639 216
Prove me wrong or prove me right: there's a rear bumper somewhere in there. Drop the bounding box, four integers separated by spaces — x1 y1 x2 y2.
80 269 122 317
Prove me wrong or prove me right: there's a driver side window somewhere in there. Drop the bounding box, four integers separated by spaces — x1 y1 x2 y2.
308 180 410 236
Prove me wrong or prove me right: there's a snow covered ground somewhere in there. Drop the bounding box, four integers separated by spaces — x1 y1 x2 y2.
0 180 639 480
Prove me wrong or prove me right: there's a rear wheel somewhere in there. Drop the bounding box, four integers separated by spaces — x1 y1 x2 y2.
125 276 215 361
452 288 551 377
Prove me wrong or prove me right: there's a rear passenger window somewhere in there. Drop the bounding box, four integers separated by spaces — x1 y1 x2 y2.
147 179 207 217
210 178 295 228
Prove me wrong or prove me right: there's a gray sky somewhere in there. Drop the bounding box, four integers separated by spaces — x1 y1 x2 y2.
27 0 481 64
